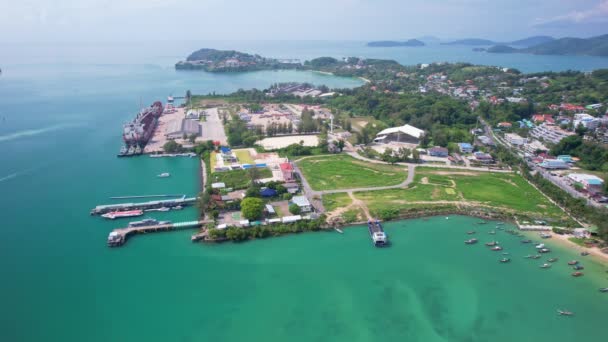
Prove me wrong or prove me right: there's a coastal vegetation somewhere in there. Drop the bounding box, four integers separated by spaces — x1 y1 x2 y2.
297 155 408 190
206 217 325 242
210 168 272 189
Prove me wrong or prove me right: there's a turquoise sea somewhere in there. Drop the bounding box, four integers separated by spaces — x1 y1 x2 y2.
1 41 608 341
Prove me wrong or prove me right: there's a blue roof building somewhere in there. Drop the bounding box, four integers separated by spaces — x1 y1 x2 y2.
458 143 473 153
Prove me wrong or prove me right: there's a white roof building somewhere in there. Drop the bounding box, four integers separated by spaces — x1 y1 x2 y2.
376 124 425 139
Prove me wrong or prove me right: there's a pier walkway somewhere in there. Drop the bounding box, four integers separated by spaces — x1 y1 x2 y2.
91 197 196 215
108 220 210 247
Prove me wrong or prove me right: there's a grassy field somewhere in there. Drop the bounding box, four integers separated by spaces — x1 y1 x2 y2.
322 193 352 212
234 149 254 164
297 155 407 190
210 152 217 170
210 168 272 189
354 167 572 224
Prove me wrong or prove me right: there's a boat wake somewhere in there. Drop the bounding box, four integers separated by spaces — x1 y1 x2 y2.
0 172 18 183
0 123 78 143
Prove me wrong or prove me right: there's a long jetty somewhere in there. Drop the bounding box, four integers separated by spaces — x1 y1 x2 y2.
91 197 197 215
107 220 210 247
109 194 185 200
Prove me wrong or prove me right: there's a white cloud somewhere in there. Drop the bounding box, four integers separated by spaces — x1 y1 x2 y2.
534 0 608 26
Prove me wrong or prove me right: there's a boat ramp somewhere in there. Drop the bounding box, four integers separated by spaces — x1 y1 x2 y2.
108 220 210 247
91 196 196 215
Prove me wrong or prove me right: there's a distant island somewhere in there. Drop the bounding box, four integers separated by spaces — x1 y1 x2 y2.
487 34 608 57
472 48 486 52
175 48 303 72
176 49 408 80
367 39 425 47
442 38 497 46
509 35 555 47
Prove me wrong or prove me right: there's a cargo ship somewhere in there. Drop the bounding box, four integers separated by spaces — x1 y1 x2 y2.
118 101 163 157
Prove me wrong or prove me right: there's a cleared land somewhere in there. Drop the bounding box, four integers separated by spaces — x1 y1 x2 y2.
234 149 254 164
355 167 572 225
297 155 408 191
322 193 353 212
210 168 272 189
257 135 319 150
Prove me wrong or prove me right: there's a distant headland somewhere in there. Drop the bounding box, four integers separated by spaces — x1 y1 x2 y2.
367 39 425 47
487 34 608 57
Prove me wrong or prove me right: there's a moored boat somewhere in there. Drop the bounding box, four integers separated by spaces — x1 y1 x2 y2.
573 265 584 270
548 258 558 262
581 251 590 256
465 238 478 244
540 263 551 268
500 258 510 263
467 231 476 235
128 218 171 228
599 288 608 293
101 209 144 220
485 241 498 246
568 260 579 265
521 239 532 244
491 246 503 251
572 271 584 277
157 172 170 178
558 310 574 316
539 248 551 253
531 255 541 259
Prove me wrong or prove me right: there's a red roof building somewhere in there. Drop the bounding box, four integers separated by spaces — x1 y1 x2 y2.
532 114 555 125
280 162 295 182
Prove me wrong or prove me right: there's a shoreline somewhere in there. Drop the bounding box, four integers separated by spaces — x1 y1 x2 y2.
541 232 608 264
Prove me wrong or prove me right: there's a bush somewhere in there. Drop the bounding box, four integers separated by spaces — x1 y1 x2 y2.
289 203 301 215
241 197 265 220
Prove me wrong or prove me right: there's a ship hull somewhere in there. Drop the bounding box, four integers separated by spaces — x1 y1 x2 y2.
122 101 163 148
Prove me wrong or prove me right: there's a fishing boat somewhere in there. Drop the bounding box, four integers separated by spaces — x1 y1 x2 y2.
502 252 510 255
548 258 558 262
540 233 552 239
128 218 171 228
521 239 532 244
558 310 574 316
477 221 488 225
172 205 183 210
157 172 170 178
531 255 541 259
535 243 545 249
540 263 551 269
573 265 584 270
485 241 498 246
467 231 476 235
334 228 344 234
539 248 551 254
599 288 608 293
465 238 478 245
581 251 590 256
496 222 505 226
491 246 503 251
524 255 533 259
572 271 584 277
489 230 496 235
568 260 579 265
499 258 510 263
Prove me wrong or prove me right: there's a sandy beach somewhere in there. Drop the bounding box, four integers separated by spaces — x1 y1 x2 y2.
544 232 608 264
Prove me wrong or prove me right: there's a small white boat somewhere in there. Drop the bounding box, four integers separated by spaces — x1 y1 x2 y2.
334 228 344 234
157 172 170 178
145 207 170 212
540 263 551 269
172 205 183 210
557 310 573 316
536 243 545 249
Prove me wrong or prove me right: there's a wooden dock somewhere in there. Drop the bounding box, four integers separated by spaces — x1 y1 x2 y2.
108 220 210 247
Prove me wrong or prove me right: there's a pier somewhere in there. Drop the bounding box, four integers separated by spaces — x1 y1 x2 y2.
110 194 185 200
91 197 196 215
108 220 210 247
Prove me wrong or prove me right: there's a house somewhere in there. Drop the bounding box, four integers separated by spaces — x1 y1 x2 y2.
291 196 312 212
531 114 554 125
573 113 600 130
567 173 604 194
573 228 591 239
497 122 512 128
504 133 527 146
219 146 237 163
428 146 449 157
283 182 299 194
539 159 569 169
211 182 226 189
374 124 425 144
265 204 276 215
458 143 474 154
279 162 295 181
477 135 494 146
473 151 493 164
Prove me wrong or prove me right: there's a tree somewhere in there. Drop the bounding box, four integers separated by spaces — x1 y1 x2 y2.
411 149 420 163
337 140 345 152
381 147 398 164
163 140 183 153
241 197 265 220
397 147 411 161
188 133 197 144
289 203 301 215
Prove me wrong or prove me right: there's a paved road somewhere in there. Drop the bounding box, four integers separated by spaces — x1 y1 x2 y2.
201 108 228 145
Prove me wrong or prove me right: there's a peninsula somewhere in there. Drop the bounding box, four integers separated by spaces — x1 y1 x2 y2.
488 33 608 57
175 48 303 72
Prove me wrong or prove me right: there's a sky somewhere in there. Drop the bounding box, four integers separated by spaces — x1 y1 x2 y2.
0 0 607 42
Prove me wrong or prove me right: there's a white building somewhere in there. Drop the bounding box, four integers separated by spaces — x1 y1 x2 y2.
504 133 527 146
374 124 425 144
291 196 312 212
529 124 575 144
523 140 548 154
573 113 600 130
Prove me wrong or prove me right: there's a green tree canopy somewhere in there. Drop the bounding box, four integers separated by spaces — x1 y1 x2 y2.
241 197 265 220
